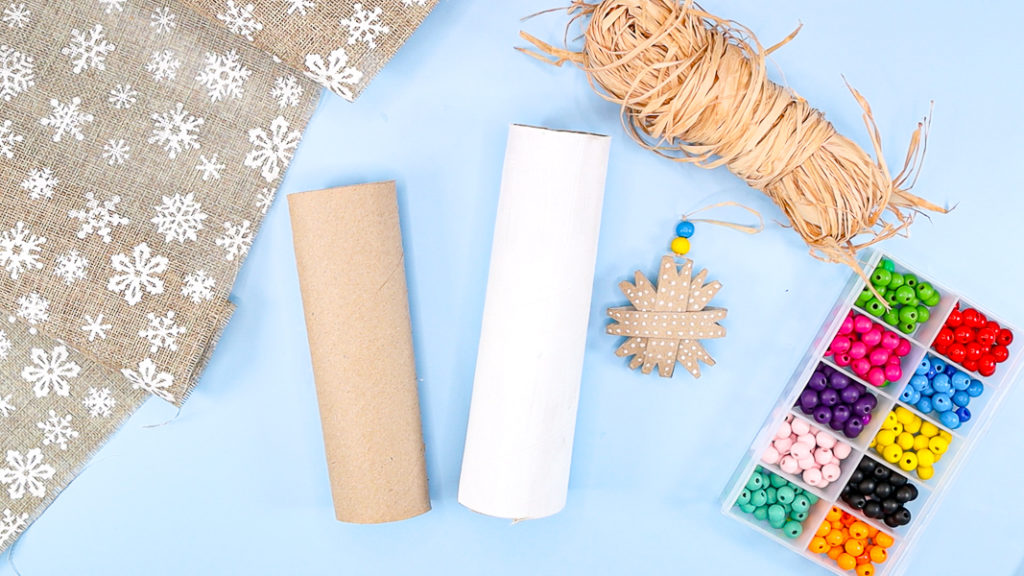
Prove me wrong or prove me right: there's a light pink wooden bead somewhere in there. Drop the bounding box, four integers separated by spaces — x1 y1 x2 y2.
789 442 811 460
791 418 810 435
833 442 852 460
773 437 793 453
822 463 842 482
776 421 792 438
803 467 823 485
815 431 837 450
761 446 781 465
814 447 833 466
797 433 816 447
798 456 817 471
779 455 799 475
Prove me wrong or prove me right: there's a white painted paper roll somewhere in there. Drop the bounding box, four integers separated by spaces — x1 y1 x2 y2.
458 124 611 519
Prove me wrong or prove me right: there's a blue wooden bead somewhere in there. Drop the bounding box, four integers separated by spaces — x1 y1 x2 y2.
910 374 929 392
908 388 922 405
916 397 933 414
945 364 958 376
939 410 961 430
926 367 937 380
916 357 931 375
920 380 934 396
932 393 953 412
899 387 914 402
951 372 971 391
675 220 695 238
952 390 970 408
932 373 952 394
956 406 972 422
931 358 947 373
967 379 985 398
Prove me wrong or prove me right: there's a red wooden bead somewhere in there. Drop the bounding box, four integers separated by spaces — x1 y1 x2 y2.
976 327 998 347
954 326 976 344
997 328 1014 346
947 343 967 364
946 309 963 328
986 320 1002 332
978 354 997 377
973 311 989 329
961 309 979 327
933 343 950 356
962 358 980 372
934 328 955 348
966 341 986 362
992 345 1010 363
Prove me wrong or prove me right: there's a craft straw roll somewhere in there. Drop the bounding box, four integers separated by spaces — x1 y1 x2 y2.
458 124 611 520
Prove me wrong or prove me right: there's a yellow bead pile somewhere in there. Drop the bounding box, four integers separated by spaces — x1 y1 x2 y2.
870 407 951 481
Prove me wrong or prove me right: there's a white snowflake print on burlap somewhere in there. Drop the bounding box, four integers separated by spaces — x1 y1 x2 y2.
145 49 181 82
305 47 363 101
216 220 253 261
195 154 224 181
40 97 94 143
152 192 207 242
107 242 168 306
2 3 29 28
0 449 55 499
139 310 185 353
401 0 427 5
53 249 88 285
81 314 111 342
61 24 115 74
19 167 57 200
0 119 23 158
255 188 275 215
108 83 137 109
150 6 176 33
121 358 174 402
102 138 130 166
0 394 14 417
69 191 130 242
279 0 314 15
339 4 390 49
245 116 301 182
0 330 9 360
149 102 203 159
37 410 78 450
0 45 34 102
181 270 215 303
0 221 45 280
218 1 262 40
196 50 251 102
271 76 303 108
97 0 126 14
21 345 80 398
0 509 28 548
82 387 115 418
15 293 49 327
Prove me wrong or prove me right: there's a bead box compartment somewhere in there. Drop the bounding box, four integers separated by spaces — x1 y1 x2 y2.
721 250 1022 576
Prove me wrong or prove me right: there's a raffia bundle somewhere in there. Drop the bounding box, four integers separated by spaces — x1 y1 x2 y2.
521 0 945 280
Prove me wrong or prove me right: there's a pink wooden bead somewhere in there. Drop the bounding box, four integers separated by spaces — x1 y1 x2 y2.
772 437 793 453
830 336 852 355
761 446 781 465
797 433 816 447
839 314 855 335
853 315 874 333
887 355 902 366
880 331 901 350
861 327 882 348
885 364 903 382
849 341 868 359
789 442 811 460
803 467 823 485
833 442 852 460
835 352 852 367
797 456 817 471
791 418 810 435
895 338 912 356
776 421 792 438
851 357 871 377
869 348 890 366
822 463 841 482
779 455 799 475
867 367 886 387
815 431 837 450
814 447 833 466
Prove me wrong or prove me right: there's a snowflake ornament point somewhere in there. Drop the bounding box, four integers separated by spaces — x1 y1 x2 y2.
606 255 726 379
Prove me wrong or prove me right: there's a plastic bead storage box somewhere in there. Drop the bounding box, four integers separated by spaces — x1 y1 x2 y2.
721 250 1023 576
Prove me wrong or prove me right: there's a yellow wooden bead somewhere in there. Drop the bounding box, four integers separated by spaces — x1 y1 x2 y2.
869 437 877 449
898 451 918 471
920 421 939 438
884 412 898 428
916 448 935 468
894 406 914 424
670 237 691 255
903 417 921 435
896 432 915 451
875 430 895 447
882 444 903 464
913 434 931 451
917 465 935 480
928 436 949 456
939 430 953 443
890 421 903 435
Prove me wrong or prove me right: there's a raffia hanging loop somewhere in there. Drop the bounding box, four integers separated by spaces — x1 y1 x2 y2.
521 0 945 279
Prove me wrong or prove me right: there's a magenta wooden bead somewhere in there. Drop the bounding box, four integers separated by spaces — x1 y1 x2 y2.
835 352 852 367
839 314 855 335
861 327 883 348
830 335 852 355
869 348 890 366
802 467 823 485
849 341 868 359
854 315 874 333
851 358 871 377
822 463 841 482
779 455 799 474
886 355 901 366
895 338 912 356
866 367 886 387
761 446 781 465
880 331 901 350
816 430 837 449
884 364 902 382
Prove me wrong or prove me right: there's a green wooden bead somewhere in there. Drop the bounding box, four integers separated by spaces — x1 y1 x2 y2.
791 494 810 514
739 502 756 514
916 282 936 301
871 268 892 288
856 287 874 306
750 489 767 507
899 321 916 334
864 298 886 317
923 292 941 307
904 273 918 288
882 308 900 326
776 485 795 504
753 505 769 521
916 305 930 324
768 504 787 529
770 473 787 488
898 306 919 324
894 285 916 305
782 520 803 539
885 292 899 307
736 489 751 505
882 259 896 272
888 272 905 289
766 486 777 505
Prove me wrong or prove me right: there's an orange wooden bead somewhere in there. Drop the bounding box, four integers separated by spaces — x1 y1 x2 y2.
832 520 844 531
809 536 829 554
841 512 856 526
867 526 879 538
816 521 832 537
856 552 871 565
874 532 895 548
827 507 842 522
856 564 875 576
869 546 888 564
828 546 844 561
826 530 846 546
849 522 870 540
845 539 865 556
837 553 857 571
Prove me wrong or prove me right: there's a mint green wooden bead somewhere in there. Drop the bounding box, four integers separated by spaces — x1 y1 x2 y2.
791 509 809 522
750 489 767 507
770 473 787 488
753 505 769 521
791 494 811 514
768 504 787 529
888 272 905 289
739 502 756 514
916 305 931 324
806 493 819 505
766 487 777 505
736 489 751 506
776 485 795 504
782 520 804 539
745 473 764 491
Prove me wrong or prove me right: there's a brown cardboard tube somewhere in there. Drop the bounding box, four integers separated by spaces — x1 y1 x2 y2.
288 181 430 524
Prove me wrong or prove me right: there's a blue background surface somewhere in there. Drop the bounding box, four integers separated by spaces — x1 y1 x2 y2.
4 1 1024 574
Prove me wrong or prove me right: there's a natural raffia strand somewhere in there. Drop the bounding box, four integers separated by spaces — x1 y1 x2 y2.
520 0 946 280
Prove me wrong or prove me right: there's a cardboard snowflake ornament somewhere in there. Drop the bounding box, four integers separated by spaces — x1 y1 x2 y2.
607 255 726 378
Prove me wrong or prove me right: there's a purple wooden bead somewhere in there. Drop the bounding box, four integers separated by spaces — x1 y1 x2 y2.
821 364 835 377
860 414 872 425
813 405 833 425
828 372 851 390
819 387 840 407
844 417 864 438
832 404 852 425
808 372 828 391
799 388 820 411
852 394 877 415
847 381 867 396
840 386 861 405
